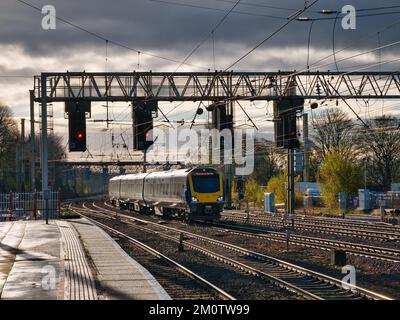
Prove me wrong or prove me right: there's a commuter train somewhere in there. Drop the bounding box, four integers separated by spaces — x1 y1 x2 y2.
109 167 224 222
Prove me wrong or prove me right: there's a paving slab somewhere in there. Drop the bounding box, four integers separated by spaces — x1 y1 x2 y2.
0 220 96 300
0 221 60 300
0 218 170 300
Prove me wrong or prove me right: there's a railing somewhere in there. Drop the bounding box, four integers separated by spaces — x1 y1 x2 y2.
377 192 400 209
0 191 61 221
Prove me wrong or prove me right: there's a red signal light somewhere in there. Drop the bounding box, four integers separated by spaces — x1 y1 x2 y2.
77 132 84 140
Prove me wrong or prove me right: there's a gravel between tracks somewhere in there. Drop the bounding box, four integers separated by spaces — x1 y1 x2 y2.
109 210 400 299
83 213 299 300
86 202 400 299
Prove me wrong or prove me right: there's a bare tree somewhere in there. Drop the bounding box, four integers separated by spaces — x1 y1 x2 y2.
0 104 18 192
311 108 356 160
359 116 400 189
29 133 66 161
0 104 18 153
250 139 281 186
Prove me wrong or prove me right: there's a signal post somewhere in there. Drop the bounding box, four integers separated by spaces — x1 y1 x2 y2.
274 88 304 219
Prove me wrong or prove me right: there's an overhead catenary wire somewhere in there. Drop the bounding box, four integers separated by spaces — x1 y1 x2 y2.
216 1 400 15
5 1 400 85
10 0 400 161
214 35 400 111
238 14 400 96
223 0 321 71
162 0 321 121
150 0 400 22
214 0 319 13
148 0 286 20
160 56 400 137
170 0 242 75
154 0 243 119
307 11 400 21
332 12 340 72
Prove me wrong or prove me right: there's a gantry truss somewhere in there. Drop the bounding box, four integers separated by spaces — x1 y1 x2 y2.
32 70 400 193
34 71 400 102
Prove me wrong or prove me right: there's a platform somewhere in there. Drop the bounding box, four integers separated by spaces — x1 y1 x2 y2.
0 219 170 300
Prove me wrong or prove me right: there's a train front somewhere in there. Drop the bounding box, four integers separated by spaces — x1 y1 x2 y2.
187 168 224 221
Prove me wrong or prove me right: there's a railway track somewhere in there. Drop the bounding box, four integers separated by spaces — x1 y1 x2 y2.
228 210 400 233
69 201 392 300
201 221 400 263
221 213 400 242
66 205 235 301
98 201 400 263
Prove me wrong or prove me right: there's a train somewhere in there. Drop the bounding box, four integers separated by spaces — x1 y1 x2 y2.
109 167 224 222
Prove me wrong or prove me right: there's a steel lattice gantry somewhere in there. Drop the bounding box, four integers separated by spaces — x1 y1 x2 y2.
32 71 400 201
34 71 400 102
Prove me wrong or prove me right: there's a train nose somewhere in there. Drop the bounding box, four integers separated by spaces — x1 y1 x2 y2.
204 205 213 214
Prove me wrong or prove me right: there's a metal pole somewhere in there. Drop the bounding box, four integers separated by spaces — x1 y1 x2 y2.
40 74 49 224
30 90 36 191
40 75 49 190
143 150 146 173
225 99 234 210
225 164 233 209
287 149 295 216
21 119 25 192
15 129 20 192
364 159 367 190
303 113 309 182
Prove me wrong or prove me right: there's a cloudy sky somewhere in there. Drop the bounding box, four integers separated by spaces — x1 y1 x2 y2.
1 0 400 160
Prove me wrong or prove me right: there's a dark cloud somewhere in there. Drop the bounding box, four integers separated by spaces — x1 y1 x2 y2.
1 0 400 61
1 0 400 159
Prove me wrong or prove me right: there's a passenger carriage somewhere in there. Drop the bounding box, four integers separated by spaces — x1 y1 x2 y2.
109 167 224 222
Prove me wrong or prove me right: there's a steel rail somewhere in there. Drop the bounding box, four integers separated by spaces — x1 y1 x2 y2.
208 221 400 263
67 204 236 300
221 214 400 242
80 201 392 300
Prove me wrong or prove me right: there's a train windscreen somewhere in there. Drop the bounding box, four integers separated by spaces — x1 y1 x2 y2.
191 173 220 193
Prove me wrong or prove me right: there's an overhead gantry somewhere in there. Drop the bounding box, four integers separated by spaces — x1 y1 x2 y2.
34 71 400 102
31 70 400 203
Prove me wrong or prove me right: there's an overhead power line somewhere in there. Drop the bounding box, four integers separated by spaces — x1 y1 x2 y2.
214 0 318 13
224 0 321 70
216 0 400 14
149 0 400 22
148 0 285 20
171 0 243 73
309 11 400 21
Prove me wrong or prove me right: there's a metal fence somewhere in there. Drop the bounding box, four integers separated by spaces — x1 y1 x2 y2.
377 192 400 209
0 191 60 221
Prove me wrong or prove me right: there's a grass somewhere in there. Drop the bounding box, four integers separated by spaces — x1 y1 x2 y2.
59 210 81 219
304 207 373 216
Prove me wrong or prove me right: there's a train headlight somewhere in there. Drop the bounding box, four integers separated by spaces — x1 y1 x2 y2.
192 196 198 202
217 196 224 202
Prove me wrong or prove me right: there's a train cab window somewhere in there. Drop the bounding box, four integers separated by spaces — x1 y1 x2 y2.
191 174 220 193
